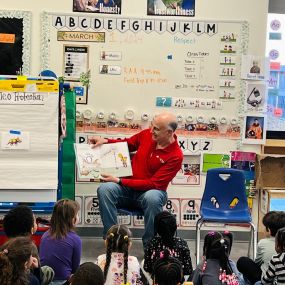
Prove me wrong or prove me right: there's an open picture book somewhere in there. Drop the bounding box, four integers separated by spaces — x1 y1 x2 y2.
74 142 133 179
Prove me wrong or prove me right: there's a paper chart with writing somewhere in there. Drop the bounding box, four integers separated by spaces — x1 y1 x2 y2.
63 45 89 80
0 79 59 191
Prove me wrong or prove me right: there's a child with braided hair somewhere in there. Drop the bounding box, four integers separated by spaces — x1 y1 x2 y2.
0 236 40 285
152 249 183 285
96 224 144 285
191 231 244 285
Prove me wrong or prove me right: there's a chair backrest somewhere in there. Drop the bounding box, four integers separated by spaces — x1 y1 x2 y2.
200 168 248 213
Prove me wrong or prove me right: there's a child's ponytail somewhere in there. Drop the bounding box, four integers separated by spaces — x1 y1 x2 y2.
123 235 129 285
104 225 131 284
0 249 13 285
104 232 114 281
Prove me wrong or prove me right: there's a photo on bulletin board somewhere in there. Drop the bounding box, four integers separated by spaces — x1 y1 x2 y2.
73 0 122 14
63 45 89 81
147 0 195 17
245 82 267 112
172 155 201 185
242 115 267 145
241 55 270 80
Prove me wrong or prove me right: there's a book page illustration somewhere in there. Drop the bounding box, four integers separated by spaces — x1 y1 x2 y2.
74 142 132 179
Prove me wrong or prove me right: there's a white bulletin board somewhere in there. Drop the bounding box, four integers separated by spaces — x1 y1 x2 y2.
41 13 248 124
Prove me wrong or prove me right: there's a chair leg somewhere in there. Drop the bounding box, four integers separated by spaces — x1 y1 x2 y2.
196 218 203 266
247 225 252 258
247 222 257 259
250 222 257 259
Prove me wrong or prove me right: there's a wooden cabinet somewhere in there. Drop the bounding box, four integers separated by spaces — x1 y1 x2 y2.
261 139 285 154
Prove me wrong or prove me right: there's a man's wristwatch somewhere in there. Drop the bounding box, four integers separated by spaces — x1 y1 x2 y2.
118 178 122 185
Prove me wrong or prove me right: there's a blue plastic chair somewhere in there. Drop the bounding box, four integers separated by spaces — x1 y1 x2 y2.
195 168 257 265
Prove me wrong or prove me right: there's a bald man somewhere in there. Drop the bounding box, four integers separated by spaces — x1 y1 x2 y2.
89 112 183 247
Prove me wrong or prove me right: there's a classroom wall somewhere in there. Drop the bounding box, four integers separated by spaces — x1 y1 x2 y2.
1 0 269 230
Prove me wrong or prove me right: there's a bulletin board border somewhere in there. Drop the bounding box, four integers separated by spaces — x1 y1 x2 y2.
0 10 32 75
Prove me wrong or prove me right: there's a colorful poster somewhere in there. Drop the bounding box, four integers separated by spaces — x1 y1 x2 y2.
202 153 230 172
172 155 200 185
73 0 121 14
147 0 195 17
230 151 256 199
242 115 267 145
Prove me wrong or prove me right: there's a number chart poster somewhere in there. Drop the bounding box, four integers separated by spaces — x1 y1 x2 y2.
43 14 247 120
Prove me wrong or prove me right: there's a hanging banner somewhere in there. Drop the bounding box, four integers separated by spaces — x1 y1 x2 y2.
52 15 218 36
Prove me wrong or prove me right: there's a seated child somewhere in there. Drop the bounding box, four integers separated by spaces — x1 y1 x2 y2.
237 211 285 284
192 231 244 285
70 262 104 285
0 236 40 285
3 205 54 285
96 224 144 284
39 199 82 283
144 211 193 278
153 249 183 285
261 226 285 284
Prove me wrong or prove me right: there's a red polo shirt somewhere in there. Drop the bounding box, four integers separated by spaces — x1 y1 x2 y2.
107 129 183 191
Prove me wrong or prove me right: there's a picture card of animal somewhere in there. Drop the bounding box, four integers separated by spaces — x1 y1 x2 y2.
74 142 133 179
1 131 30 150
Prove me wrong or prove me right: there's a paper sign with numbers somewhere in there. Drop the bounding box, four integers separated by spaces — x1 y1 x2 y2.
118 213 132 225
133 213 144 228
75 196 83 226
163 198 181 227
84 196 103 226
180 198 201 227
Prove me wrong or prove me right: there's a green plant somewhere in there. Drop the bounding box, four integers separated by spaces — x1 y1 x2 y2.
79 70 91 87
